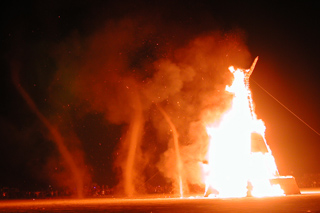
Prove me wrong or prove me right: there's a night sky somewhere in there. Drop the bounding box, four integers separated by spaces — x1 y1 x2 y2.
1 1 320 192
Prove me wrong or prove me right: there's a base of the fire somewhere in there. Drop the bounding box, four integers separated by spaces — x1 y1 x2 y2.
204 176 300 197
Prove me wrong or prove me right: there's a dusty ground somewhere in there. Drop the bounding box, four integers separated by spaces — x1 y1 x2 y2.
0 188 319 212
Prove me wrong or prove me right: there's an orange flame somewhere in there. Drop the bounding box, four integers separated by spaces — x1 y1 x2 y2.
204 57 284 198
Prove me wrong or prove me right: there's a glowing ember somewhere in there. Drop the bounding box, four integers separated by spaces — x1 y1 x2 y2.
204 57 284 198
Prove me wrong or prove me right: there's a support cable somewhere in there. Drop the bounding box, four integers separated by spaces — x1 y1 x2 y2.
252 79 320 137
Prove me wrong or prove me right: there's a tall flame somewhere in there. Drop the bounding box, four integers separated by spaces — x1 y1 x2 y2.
204 57 284 198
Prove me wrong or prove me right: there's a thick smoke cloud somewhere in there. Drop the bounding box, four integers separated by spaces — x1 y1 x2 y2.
5 4 251 195
51 15 251 195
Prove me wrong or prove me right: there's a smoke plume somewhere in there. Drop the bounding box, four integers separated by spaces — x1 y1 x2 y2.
51 15 252 196
9 7 252 196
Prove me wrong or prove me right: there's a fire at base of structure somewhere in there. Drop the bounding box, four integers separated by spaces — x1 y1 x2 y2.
203 57 300 198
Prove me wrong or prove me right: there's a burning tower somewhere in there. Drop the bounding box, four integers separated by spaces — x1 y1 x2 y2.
204 57 300 197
